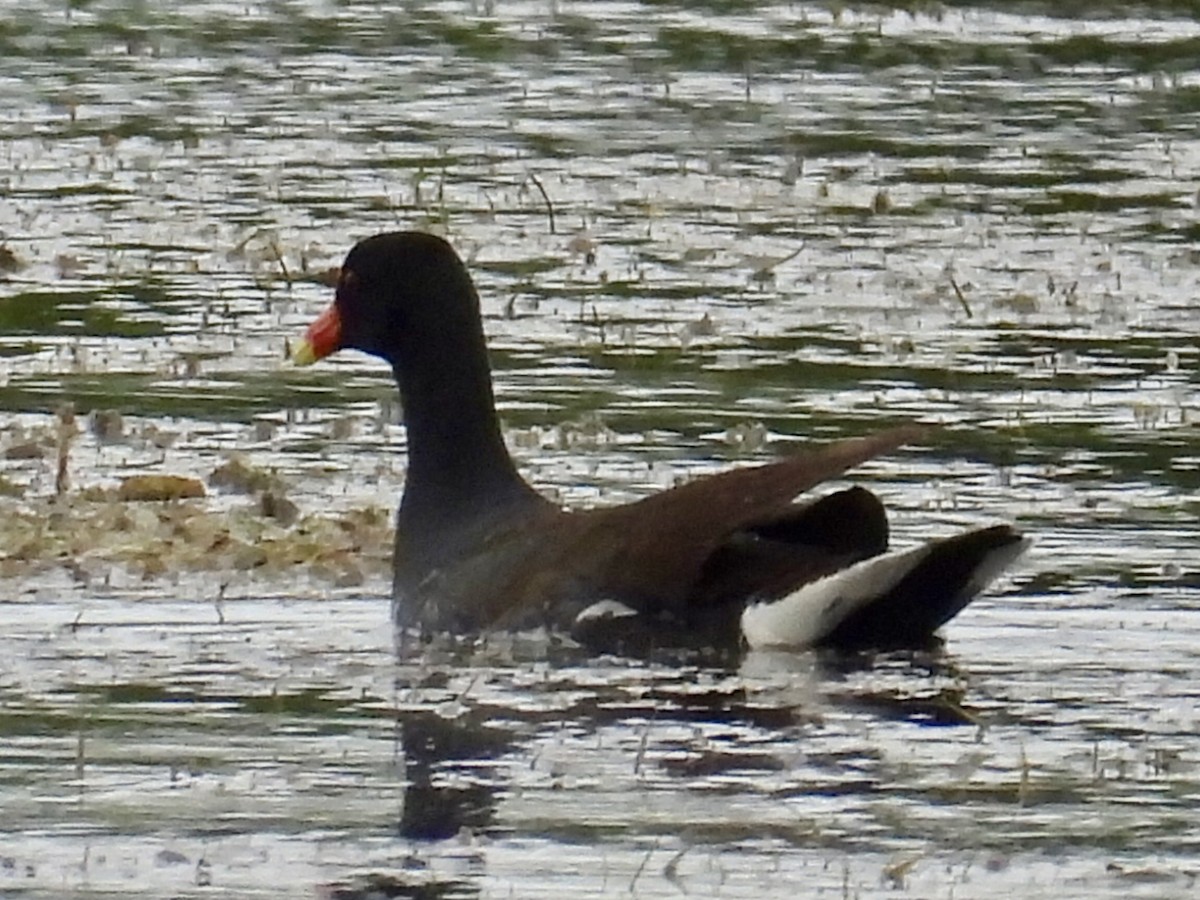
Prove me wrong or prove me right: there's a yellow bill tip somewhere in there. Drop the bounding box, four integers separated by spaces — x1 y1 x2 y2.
291 338 319 367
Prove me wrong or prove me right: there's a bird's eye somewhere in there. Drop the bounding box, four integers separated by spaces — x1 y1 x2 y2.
337 267 360 299
335 268 364 317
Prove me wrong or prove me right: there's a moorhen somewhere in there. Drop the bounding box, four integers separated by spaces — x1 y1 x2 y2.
293 232 1028 653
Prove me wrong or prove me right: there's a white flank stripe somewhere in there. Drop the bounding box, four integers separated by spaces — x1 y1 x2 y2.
741 544 933 649
740 535 1031 650
574 598 638 624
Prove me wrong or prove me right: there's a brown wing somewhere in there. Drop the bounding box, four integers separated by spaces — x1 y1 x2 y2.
538 424 927 614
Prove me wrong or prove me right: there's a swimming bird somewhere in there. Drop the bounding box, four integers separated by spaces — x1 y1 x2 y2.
293 232 1027 653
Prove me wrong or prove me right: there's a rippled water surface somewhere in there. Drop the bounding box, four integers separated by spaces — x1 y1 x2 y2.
1 1 1198 897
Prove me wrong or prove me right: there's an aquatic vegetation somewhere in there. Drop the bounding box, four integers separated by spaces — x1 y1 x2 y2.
0 413 393 585
0 487 393 586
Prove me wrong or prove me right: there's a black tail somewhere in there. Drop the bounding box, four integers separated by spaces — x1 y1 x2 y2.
819 525 1028 650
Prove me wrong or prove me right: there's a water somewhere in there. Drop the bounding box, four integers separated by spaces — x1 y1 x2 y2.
1 1 1198 897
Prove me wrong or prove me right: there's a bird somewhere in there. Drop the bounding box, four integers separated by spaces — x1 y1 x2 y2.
292 231 1028 654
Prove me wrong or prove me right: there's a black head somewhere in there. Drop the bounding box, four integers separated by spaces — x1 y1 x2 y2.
293 231 543 585
294 231 484 369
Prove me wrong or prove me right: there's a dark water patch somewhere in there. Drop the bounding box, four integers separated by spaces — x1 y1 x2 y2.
1137 220 1200 243
0 289 167 338
655 26 823 72
1019 190 1186 217
0 372 310 421
325 871 479 900
924 1 1200 16
789 129 993 161
1030 33 1200 71
901 164 1139 189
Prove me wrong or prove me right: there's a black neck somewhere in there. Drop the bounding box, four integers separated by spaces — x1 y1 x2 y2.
394 353 535 532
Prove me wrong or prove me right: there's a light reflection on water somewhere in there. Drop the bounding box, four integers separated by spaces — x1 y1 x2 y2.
3 589 1198 897
1 0 1198 897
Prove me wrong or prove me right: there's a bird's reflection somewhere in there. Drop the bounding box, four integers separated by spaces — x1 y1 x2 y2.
396 707 515 842
329 633 983 896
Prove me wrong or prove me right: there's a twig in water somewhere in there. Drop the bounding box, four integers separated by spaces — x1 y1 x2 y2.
633 722 648 775
270 240 292 287
629 840 658 893
663 846 690 889
75 727 86 780
55 403 77 496
527 172 557 235
1018 743 1031 806
456 672 481 702
949 275 973 318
